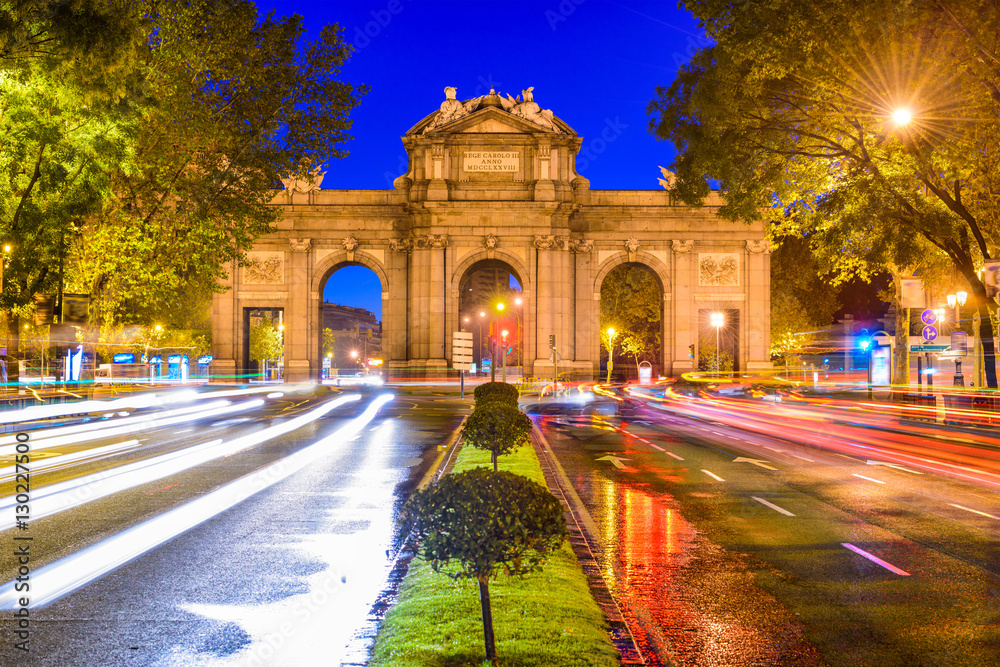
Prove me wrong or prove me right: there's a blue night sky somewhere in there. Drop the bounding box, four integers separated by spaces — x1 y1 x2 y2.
264 0 708 318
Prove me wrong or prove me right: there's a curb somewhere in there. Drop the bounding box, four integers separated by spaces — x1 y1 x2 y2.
531 424 646 665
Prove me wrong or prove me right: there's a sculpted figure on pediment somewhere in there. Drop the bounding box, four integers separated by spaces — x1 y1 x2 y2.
423 87 476 133
280 160 325 193
509 87 560 133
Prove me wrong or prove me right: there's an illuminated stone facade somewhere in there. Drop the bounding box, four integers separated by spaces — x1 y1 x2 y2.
211 89 771 380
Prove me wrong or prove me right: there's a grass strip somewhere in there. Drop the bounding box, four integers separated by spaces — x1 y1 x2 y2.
368 441 620 667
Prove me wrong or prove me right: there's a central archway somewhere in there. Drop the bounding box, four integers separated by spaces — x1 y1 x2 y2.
452 252 530 379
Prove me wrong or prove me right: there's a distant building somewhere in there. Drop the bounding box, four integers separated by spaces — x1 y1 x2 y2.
322 303 382 367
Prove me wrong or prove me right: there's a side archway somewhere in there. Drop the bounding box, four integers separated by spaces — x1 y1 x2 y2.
311 250 392 376
593 251 671 379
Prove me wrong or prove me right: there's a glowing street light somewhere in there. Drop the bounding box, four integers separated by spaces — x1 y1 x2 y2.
710 312 725 375
947 291 969 386
606 327 617 383
501 329 509 382
891 108 913 126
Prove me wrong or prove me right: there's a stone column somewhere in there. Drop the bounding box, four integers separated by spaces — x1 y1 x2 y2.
671 240 696 375
533 235 556 371
285 238 313 381
409 241 430 361
556 238 574 364
571 239 595 375
745 239 773 371
211 261 238 381
427 235 448 367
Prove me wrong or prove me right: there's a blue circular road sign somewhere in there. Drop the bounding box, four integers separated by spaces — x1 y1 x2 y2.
921 309 937 326
922 325 938 342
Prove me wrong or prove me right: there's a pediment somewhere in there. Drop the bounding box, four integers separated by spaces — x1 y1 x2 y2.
406 104 576 137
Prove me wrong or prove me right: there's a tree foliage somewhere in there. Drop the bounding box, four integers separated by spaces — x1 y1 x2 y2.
649 0 1000 386
600 265 661 370
249 318 282 364
462 404 532 472
472 381 519 407
2 0 366 330
770 236 841 360
402 468 567 665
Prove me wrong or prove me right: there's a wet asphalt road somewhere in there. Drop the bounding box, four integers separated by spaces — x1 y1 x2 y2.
528 395 1000 667
0 386 468 666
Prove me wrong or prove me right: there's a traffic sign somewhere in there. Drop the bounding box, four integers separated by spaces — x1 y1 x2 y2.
910 344 948 352
922 325 938 342
452 331 474 366
921 309 937 326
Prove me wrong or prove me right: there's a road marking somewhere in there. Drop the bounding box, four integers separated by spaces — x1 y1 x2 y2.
665 451 684 461
174 429 192 434
646 442 666 451
733 457 778 470
948 503 1000 520
852 474 886 484
596 454 629 470
702 469 725 482
787 452 814 462
841 543 910 576
369 426 380 431
751 496 795 516
867 460 923 475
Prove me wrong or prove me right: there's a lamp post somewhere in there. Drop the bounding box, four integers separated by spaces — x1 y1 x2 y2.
350 349 358 370
501 329 509 382
477 311 485 376
947 291 968 386
710 312 724 375
606 327 616 383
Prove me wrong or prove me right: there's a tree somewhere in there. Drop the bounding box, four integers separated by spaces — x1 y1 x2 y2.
249 318 282 378
461 405 532 472
74 0 367 326
600 265 661 373
472 381 520 407
322 327 336 361
402 469 567 666
649 0 1000 386
769 235 841 363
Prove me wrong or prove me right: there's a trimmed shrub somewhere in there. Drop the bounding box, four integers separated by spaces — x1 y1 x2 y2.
473 381 519 407
462 404 532 471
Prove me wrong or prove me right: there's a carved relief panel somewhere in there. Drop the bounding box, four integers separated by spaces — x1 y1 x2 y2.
243 251 285 285
698 253 740 287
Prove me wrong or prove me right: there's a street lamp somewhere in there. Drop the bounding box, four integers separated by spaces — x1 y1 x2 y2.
514 297 523 375
501 330 509 382
606 327 616 383
891 107 913 126
477 311 486 375
350 349 358 369
710 312 724 375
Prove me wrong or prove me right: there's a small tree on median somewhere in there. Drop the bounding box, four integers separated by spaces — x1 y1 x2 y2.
462 404 532 472
402 468 568 667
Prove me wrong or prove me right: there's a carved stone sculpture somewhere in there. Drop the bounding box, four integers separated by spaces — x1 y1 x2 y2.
746 239 772 254
343 235 359 252
280 162 325 193
699 253 740 286
414 234 449 249
569 239 594 253
483 234 499 249
624 237 641 254
389 237 413 253
533 235 556 250
288 238 311 252
244 251 284 285
423 86 478 133
672 239 695 253
509 87 559 132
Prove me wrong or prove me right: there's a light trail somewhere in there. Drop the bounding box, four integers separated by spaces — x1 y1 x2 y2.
0 395 358 529
0 393 392 610
0 439 143 480
841 543 910 576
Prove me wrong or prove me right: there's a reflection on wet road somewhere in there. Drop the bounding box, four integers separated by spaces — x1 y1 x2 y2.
531 393 1000 667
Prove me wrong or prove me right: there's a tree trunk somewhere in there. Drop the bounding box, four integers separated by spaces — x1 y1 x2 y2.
892 275 910 387
478 578 498 666
977 304 997 389
491 451 497 472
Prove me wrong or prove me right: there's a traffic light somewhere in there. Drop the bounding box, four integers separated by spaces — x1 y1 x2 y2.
549 334 556 350
688 344 695 359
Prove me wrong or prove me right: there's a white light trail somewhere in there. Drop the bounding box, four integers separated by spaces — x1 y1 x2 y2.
0 439 142 480
0 395 359 529
0 394 391 610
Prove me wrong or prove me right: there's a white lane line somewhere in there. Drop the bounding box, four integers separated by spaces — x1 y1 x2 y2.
788 452 814 462
665 451 684 461
751 496 795 516
948 503 1000 520
369 426 380 432
646 442 666 451
174 429 193 434
702 469 725 482
852 474 886 484
841 543 910 576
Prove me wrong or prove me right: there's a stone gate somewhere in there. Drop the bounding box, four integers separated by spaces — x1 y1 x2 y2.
211 87 771 381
